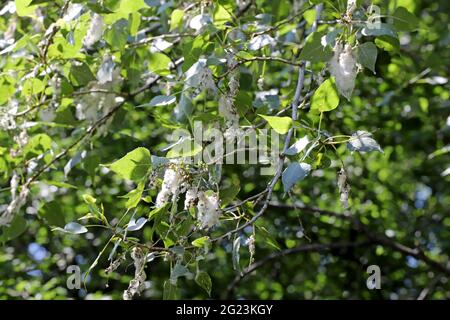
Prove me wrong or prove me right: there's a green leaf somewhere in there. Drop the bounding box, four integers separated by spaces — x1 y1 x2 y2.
392 7 419 32
0 215 27 242
166 139 202 158
258 115 293 134
310 78 340 112
148 52 171 76
375 35 400 52
104 19 129 50
0 83 15 105
82 194 97 205
257 225 281 251
357 42 377 74
285 136 310 156
104 0 148 24
282 162 312 192
69 62 95 87
170 9 184 31
170 263 190 284
23 133 52 158
220 180 241 207
83 154 100 181
30 0 51 5
163 280 178 300
137 95 176 107
303 8 317 26
213 4 232 27
107 147 151 181
117 0 147 14
313 152 331 169
39 201 66 227
195 271 212 296
191 236 210 248
126 217 147 231
53 222 88 234
149 203 169 219
42 180 77 189
15 0 37 17
299 31 332 63
86 3 114 14
129 12 141 36
119 181 145 209
22 78 45 97
182 36 206 72
362 23 398 38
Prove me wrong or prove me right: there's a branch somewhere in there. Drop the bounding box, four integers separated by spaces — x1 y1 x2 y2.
218 57 304 79
225 241 369 297
39 0 70 64
268 202 450 277
252 5 313 37
128 33 195 48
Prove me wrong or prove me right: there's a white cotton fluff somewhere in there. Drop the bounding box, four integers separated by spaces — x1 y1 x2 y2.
184 188 198 210
223 125 242 143
189 14 212 31
245 234 255 262
155 167 184 208
75 68 122 124
0 109 15 130
13 129 29 148
329 43 358 100
40 107 56 122
162 167 182 194
0 172 29 227
219 94 239 125
185 59 216 92
228 70 239 97
97 55 115 84
83 14 104 48
346 0 357 15
123 247 146 300
248 34 275 51
196 192 221 229
155 188 171 208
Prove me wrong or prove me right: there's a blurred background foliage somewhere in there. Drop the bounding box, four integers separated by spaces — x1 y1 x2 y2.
0 0 449 299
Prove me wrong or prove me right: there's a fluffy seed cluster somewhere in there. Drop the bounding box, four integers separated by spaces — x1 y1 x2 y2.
0 107 15 130
220 54 242 142
219 94 239 127
329 43 359 100
184 187 199 210
75 58 122 134
13 129 28 150
155 166 188 208
245 234 256 264
83 13 105 48
346 0 357 16
196 191 221 229
123 247 147 300
155 165 222 229
40 74 61 122
337 167 350 210
185 59 216 93
0 172 29 227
